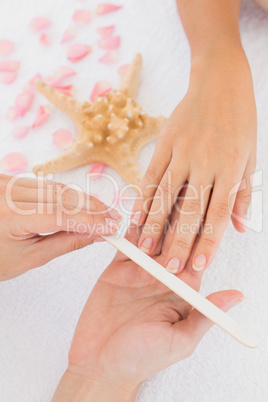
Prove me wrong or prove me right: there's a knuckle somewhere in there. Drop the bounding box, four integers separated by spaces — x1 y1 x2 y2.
238 193 252 206
173 238 191 251
145 165 160 182
160 181 176 197
200 236 218 249
68 238 86 253
210 202 230 220
184 200 202 215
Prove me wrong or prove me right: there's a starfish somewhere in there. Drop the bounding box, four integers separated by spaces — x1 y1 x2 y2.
32 53 167 187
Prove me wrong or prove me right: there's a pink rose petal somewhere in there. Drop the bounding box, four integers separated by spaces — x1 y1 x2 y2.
72 9 92 24
88 164 106 179
39 33 50 46
98 50 117 63
54 66 76 81
0 153 28 173
11 126 31 139
29 17 51 32
96 3 123 15
0 40 14 56
66 44 92 62
117 64 130 78
90 81 112 102
0 61 20 72
24 73 42 92
53 129 74 149
0 72 18 84
61 28 75 43
51 84 74 96
6 106 21 121
97 25 115 36
98 35 120 49
15 92 35 116
32 105 50 129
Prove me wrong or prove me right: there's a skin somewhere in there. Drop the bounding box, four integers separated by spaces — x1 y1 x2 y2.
53 215 243 401
131 0 257 274
0 174 122 281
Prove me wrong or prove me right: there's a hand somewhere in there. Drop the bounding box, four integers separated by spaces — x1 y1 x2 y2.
131 46 257 274
0 174 122 281
53 206 243 401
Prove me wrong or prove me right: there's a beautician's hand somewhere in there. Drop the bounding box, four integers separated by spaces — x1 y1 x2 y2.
131 7 257 273
0 174 121 281
53 209 243 401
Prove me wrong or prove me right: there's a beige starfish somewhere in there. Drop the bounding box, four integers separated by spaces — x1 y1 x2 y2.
32 53 167 186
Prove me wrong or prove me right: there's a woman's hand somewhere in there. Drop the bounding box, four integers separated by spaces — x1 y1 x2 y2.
53 207 243 401
131 46 257 274
0 174 122 281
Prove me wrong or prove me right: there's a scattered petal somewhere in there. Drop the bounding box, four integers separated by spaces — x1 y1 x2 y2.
32 105 50 129
39 33 51 46
51 84 74 96
15 92 35 116
0 152 28 173
11 126 31 139
0 40 14 56
98 35 120 49
117 64 130 78
97 25 115 36
29 17 51 32
0 61 20 72
0 72 18 85
72 9 92 25
88 164 106 179
90 81 112 102
96 3 122 15
66 44 92 62
53 129 74 149
6 106 21 121
54 66 76 81
98 50 117 63
24 73 42 92
60 28 75 43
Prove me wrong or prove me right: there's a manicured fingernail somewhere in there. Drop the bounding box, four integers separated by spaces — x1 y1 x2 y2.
93 237 105 243
105 218 120 230
193 254 206 271
140 237 153 253
231 295 245 307
109 209 122 221
166 257 180 274
131 210 142 225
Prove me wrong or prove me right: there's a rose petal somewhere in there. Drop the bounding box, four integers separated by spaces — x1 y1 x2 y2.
66 44 92 62
15 92 35 116
54 66 76 80
0 152 28 173
39 33 50 46
11 126 31 139
117 64 130 78
51 84 74 96
29 17 51 32
24 73 42 92
98 35 120 49
53 129 74 149
98 50 117 63
96 25 115 36
32 105 50 129
72 9 92 24
88 164 106 179
60 28 75 43
0 72 18 85
6 106 21 121
90 81 112 102
96 3 123 15
0 61 20 72
0 40 14 56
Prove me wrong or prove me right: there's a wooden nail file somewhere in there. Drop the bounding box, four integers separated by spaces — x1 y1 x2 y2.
102 233 258 348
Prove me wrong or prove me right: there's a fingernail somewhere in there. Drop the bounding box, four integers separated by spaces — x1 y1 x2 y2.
105 218 120 230
231 295 245 307
93 237 105 243
193 254 207 271
166 257 180 274
109 209 122 221
140 237 153 253
131 211 142 225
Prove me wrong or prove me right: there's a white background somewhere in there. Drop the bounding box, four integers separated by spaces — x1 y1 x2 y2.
0 0 267 401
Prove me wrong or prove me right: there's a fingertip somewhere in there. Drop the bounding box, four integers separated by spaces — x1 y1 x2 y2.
192 254 207 272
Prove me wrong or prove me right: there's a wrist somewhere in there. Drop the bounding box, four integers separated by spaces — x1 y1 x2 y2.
53 366 140 402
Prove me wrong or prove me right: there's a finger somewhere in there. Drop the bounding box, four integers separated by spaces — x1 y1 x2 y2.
192 174 243 272
163 175 213 274
130 145 171 226
171 290 244 360
137 161 188 256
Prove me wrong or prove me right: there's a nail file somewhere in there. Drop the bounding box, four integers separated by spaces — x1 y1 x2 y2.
102 233 258 348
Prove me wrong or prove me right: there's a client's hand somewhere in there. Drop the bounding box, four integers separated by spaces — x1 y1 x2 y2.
0 174 121 281
53 205 243 401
